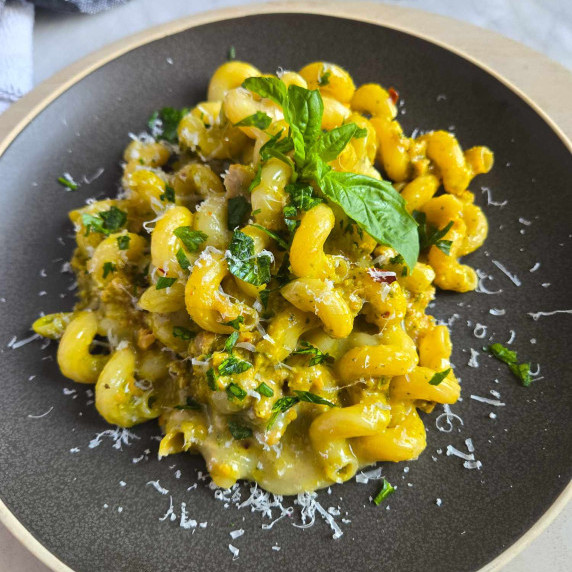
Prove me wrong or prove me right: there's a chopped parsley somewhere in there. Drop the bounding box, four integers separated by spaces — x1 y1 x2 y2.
250 224 289 249
57 175 78 191
488 342 533 386
160 184 175 203
147 107 189 143
226 382 247 401
249 166 262 191
218 356 252 377
227 196 251 230
222 316 244 330
224 330 240 353
285 183 323 211
318 70 331 86
155 276 177 290
292 341 333 366
176 248 191 270
172 326 194 340
234 111 272 130
102 261 116 279
373 479 395 505
206 367 218 390
256 382 274 398
428 368 451 386
228 420 252 440
267 391 335 429
173 227 207 252
116 235 131 250
413 211 453 256
226 230 272 286
82 206 127 236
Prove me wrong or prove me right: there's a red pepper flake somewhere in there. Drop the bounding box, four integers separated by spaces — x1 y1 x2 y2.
388 87 399 105
367 268 397 284
157 267 167 276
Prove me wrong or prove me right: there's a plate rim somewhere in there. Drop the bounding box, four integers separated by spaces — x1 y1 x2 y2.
0 3 570 571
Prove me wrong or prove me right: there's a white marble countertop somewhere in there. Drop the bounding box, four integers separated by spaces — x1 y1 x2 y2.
0 1 570 570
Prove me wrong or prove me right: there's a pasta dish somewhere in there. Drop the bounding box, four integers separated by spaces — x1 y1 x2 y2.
33 61 492 495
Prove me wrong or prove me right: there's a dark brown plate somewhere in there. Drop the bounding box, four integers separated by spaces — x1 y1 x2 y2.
0 10 571 572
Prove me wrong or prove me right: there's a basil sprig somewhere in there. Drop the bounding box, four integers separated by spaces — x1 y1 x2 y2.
242 77 419 268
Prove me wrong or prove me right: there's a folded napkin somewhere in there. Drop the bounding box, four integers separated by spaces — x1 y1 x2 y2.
0 0 128 114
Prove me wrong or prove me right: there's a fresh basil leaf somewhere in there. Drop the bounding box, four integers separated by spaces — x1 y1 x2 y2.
102 261 116 279
373 479 395 505
227 196 251 230
156 276 177 290
173 226 207 252
320 171 419 269
234 111 272 130
314 122 361 163
226 382 247 400
285 85 324 166
256 382 274 397
226 230 272 286
293 390 335 407
228 420 252 439
176 248 191 270
428 368 451 386
172 326 195 340
242 76 287 106
116 235 131 250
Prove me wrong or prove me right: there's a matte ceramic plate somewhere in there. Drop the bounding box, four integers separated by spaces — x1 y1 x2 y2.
0 9 571 572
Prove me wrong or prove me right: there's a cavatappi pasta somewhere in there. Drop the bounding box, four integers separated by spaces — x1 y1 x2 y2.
34 60 492 495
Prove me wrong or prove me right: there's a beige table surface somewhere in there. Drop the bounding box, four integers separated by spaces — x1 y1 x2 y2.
0 1 570 571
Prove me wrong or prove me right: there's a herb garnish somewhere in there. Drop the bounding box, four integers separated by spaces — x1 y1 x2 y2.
226 382 247 400
256 382 274 398
413 211 453 256
224 330 240 353
226 230 272 286
160 184 175 203
228 420 252 440
373 479 395 505
173 227 207 252
487 343 533 386
234 111 273 130
156 276 177 290
267 390 335 429
250 224 289 249
82 206 127 236
176 248 191 270
228 46 236 61
116 235 131 250
218 356 252 377
241 78 419 268
57 175 78 191
102 261 116 279
428 368 451 386
222 316 244 330
147 107 189 144
172 326 195 340
227 196 251 230
292 341 333 366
